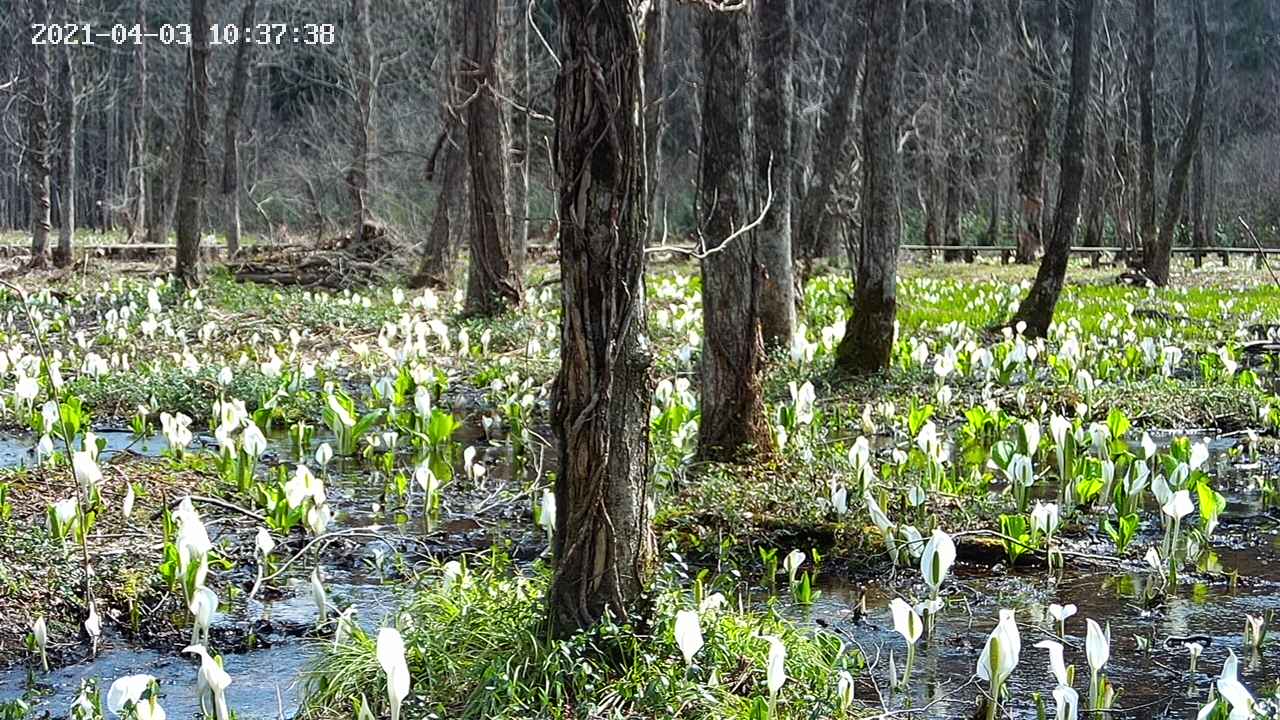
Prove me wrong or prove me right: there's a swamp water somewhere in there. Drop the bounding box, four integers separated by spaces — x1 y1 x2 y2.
0 429 1276 719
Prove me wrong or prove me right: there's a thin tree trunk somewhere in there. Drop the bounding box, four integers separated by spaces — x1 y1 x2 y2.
1136 0 1156 253
755 0 796 349
510 0 530 276
1014 0 1057 264
834 0 906 375
23 0 52 270
643 0 668 246
348 0 374 242
1142 0 1208 287
174 0 210 286
696 5 773 462
129 0 147 243
1011 0 1096 337
549 0 654 636
795 13 866 269
54 14 75 268
223 0 257 256
463 0 520 316
411 0 468 289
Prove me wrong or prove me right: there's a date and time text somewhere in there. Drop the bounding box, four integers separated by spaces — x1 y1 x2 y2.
31 22 336 46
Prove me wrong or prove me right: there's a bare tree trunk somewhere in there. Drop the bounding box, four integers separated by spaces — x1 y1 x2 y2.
1011 0 1096 337
463 0 520 316
549 0 654 637
755 0 796 349
795 13 866 269
223 0 257 256
129 0 147 243
22 0 52 270
174 0 210 286
834 0 906 375
1142 0 1208 287
348 0 374 242
696 5 773 462
411 126 467 288
510 0 530 276
146 118 179 246
411 0 468 289
54 11 75 268
1136 0 1156 254
1013 0 1057 264
643 0 668 246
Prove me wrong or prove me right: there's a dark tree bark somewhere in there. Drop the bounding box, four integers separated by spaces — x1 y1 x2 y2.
463 0 520 316
54 12 74 268
696 4 774 462
22 0 52 270
128 0 147 243
1013 0 1057 264
795 13 866 269
510 0 530 276
223 0 257 256
410 0 468 289
755 0 797 349
348 0 374 242
1141 0 1209 286
549 0 654 636
174 0 210 286
643 0 668 246
1136 0 1156 252
1010 0 1096 337
146 117 179 246
834 0 907 375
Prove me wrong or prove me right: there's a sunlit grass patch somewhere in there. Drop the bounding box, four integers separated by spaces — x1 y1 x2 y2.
303 554 861 720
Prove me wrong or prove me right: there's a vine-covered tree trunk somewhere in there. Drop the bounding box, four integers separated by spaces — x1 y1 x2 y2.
128 0 147 243
348 0 374 242
463 0 520 316
174 0 210 286
1142 0 1208 287
23 0 52 270
755 0 796 349
696 5 774 462
1014 0 1057 264
795 13 866 269
1136 0 1156 253
834 0 906 375
1011 0 1096 337
549 0 654 636
54 15 74 269
222 0 256 256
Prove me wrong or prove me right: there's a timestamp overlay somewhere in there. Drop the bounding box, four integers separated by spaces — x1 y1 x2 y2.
30 22 337 46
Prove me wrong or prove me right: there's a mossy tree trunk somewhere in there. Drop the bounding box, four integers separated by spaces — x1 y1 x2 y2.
1011 0 1097 337
174 0 210 287
696 4 774 462
548 0 654 636
834 0 907 375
